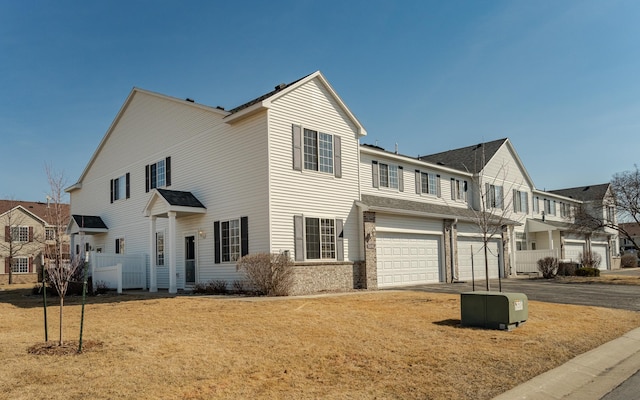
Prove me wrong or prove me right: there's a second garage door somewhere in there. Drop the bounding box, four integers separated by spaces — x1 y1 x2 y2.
457 238 501 281
591 243 609 270
376 232 441 288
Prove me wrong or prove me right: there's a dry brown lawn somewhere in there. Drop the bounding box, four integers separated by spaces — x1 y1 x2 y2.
1 284 640 400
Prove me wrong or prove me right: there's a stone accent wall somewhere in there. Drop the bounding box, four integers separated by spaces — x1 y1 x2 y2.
290 262 362 295
0 273 38 285
362 211 378 290
443 220 453 282
502 226 512 277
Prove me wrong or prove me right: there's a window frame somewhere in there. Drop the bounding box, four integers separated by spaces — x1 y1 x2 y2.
11 257 29 274
115 237 125 254
221 218 241 263
303 128 334 174
487 184 504 209
11 226 29 242
304 217 336 260
513 190 529 213
156 231 165 266
419 171 438 196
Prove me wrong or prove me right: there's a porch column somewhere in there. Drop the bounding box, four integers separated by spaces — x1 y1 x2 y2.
149 216 157 292
548 230 554 250
168 211 177 294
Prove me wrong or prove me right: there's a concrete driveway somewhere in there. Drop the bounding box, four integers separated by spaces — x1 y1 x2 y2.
393 268 640 311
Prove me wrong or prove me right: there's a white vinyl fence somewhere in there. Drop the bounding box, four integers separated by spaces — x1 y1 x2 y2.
88 252 146 292
515 249 560 274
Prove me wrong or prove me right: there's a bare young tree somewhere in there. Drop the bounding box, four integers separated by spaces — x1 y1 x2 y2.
0 198 39 285
43 164 78 346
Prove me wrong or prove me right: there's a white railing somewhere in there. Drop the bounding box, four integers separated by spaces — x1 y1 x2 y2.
88 252 146 291
515 249 560 273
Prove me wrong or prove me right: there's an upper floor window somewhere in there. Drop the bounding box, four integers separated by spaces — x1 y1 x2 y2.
292 125 342 178
606 206 615 223
110 173 130 202
416 171 439 197
559 202 572 218
533 196 540 214
544 199 556 216
10 226 31 242
145 157 172 192
45 227 55 241
451 179 467 201
214 217 249 264
513 190 529 213
486 184 504 209
372 161 403 191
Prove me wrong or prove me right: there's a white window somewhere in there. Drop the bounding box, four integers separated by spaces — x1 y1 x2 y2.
114 175 126 201
487 184 504 209
115 238 125 254
420 172 438 196
303 129 334 174
513 190 529 213
606 206 615 223
305 217 336 260
515 232 527 251
559 202 572 218
533 196 540 214
544 199 556 216
11 257 28 274
156 231 164 266
221 219 241 262
11 226 29 242
379 163 399 189
151 159 165 189
45 227 55 241
451 179 466 201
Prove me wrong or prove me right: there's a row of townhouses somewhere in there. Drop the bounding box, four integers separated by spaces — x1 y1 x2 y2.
57 71 617 294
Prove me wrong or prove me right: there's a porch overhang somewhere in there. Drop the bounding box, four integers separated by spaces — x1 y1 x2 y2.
143 188 207 218
67 215 109 235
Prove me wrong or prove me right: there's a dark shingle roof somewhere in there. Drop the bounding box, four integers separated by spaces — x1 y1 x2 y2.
157 189 206 208
226 73 312 114
72 215 108 229
548 183 610 202
418 138 508 173
0 200 70 225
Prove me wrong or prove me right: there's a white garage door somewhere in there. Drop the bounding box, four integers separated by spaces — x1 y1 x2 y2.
591 244 608 270
457 238 500 281
376 232 441 288
564 242 585 262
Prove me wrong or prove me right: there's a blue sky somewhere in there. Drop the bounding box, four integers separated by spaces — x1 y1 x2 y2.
1 0 639 202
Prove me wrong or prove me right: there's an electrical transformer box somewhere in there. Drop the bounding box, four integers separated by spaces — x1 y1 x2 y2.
460 291 528 331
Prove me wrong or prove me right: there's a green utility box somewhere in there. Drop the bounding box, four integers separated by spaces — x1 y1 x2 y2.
460 291 528 331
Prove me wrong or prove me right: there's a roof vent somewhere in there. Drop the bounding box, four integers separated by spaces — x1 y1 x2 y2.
275 83 286 90
216 106 225 110
474 143 482 150
185 98 195 103
582 186 590 191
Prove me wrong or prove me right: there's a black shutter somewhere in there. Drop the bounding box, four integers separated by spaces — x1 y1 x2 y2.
372 161 379 188
125 173 130 199
145 165 150 193
115 239 120 254
451 178 456 200
294 215 304 261
415 170 421 194
333 135 342 178
292 124 302 171
398 166 404 192
28 227 33 242
336 219 344 261
214 221 221 264
240 216 248 257
165 157 171 187
436 175 441 198
110 179 114 203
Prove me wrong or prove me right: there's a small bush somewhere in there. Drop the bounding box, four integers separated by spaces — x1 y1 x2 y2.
579 251 602 269
557 262 578 276
94 280 110 295
192 280 228 294
537 257 558 279
231 280 246 294
621 254 638 268
575 267 601 277
236 252 294 296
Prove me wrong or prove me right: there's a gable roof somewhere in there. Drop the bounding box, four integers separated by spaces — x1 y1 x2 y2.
143 189 207 218
223 71 367 136
418 138 508 174
0 200 69 226
156 189 206 208
71 215 108 230
548 183 610 202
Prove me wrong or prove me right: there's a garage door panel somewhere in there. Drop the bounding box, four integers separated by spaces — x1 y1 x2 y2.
377 232 441 288
591 244 608 270
457 238 500 281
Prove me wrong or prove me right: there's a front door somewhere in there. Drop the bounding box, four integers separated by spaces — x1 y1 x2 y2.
185 236 196 285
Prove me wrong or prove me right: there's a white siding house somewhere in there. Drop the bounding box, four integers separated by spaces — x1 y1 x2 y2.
67 72 619 294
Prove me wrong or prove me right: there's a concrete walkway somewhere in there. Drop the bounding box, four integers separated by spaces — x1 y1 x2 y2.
493 327 640 399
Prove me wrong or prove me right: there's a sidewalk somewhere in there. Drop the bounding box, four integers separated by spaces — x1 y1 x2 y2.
493 327 640 399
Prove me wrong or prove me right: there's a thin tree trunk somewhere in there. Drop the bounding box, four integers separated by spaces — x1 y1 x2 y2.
484 239 490 291
59 296 64 346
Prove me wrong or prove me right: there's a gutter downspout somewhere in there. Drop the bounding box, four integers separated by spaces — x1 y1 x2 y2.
451 218 458 282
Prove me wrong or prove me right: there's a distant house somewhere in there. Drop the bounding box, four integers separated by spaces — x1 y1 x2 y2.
0 200 70 284
66 72 619 294
618 222 640 252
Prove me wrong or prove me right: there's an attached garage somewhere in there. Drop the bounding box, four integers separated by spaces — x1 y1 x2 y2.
376 232 441 288
591 243 609 270
457 237 501 281
564 242 585 262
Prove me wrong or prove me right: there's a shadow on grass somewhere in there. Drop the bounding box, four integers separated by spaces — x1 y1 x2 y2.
433 318 462 327
0 285 182 309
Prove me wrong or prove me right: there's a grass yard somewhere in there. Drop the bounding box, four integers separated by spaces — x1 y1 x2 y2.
1 284 640 400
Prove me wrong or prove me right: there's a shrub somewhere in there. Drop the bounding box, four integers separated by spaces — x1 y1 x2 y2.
575 267 601 277
236 252 294 296
192 280 228 294
231 280 246 294
94 280 110 295
621 253 638 268
557 262 578 276
537 257 558 279
579 251 602 269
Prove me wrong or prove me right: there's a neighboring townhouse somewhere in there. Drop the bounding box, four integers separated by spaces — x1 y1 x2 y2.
66 71 366 294
66 72 619 294
0 200 70 284
619 222 640 251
